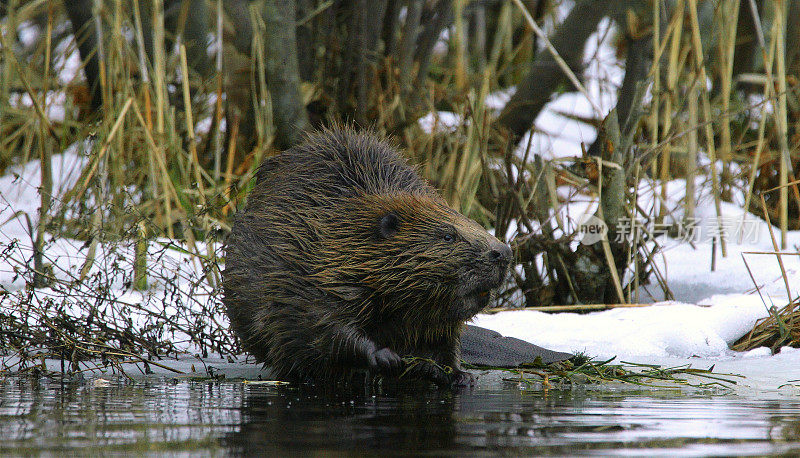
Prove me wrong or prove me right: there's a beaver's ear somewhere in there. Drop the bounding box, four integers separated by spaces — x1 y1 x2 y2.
378 212 399 238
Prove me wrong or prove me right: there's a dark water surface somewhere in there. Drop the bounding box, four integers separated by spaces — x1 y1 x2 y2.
1 374 799 456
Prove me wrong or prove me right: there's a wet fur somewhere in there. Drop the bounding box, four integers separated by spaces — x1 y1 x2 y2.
223 128 510 384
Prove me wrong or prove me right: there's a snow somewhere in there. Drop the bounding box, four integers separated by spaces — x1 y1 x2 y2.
54 34 84 86
0 143 88 235
8 91 71 123
417 111 463 133
472 295 775 360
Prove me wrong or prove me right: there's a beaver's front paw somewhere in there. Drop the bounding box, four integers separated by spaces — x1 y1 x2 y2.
451 370 475 387
368 347 403 375
403 360 452 386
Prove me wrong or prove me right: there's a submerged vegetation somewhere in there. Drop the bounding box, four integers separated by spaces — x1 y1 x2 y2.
0 0 799 373
494 356 744 391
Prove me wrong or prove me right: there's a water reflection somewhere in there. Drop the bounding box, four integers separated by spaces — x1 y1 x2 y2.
1 374 799 455
0 375 239 453
225 382 800 455
224 383 461 454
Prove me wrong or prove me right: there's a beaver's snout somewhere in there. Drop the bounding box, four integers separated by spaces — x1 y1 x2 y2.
485 241 512 267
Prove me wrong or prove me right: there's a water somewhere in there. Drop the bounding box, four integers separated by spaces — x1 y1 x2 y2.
1 374 799 456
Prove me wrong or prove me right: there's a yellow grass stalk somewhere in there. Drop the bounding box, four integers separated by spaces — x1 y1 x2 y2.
653 0 662 222
131 0 163 229
718 0 740 165
213 0 224 182
222 117 239 216
601 236 626 303
180 45 219 287
179 45 208 209
594 144 625 304
453 0 467 90
133 221 148 290
67 97 133 204
33 0 56 287
131 98 178 238
686 79 698 220
0 0 15 113
740 18 777 241
759 193 793 302
131 99 179 207
773 0 789 249
0 30 57 140
487 2 511 74
94 4 108 112
658 1 688 223
130 97 211 284
688 0 727 256
152 0 166 135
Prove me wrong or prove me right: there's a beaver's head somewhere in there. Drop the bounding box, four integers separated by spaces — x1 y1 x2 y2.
319 193 512 323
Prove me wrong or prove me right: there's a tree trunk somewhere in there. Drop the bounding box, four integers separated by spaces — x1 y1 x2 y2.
260 0 310 148
64 0 102 110
587 34 652 156
496 0 618 140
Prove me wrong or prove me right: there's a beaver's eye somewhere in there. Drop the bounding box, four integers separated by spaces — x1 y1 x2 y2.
378 212 399 239
443 233 455 242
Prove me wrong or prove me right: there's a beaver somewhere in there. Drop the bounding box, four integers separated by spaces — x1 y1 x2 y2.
223 127 512 386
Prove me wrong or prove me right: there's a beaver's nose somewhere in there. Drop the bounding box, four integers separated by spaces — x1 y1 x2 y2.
487 241 513 265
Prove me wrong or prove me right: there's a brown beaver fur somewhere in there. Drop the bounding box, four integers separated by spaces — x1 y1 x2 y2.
223 128 511 386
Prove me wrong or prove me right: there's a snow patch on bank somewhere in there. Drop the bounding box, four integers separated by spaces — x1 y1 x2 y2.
472 294 775 359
